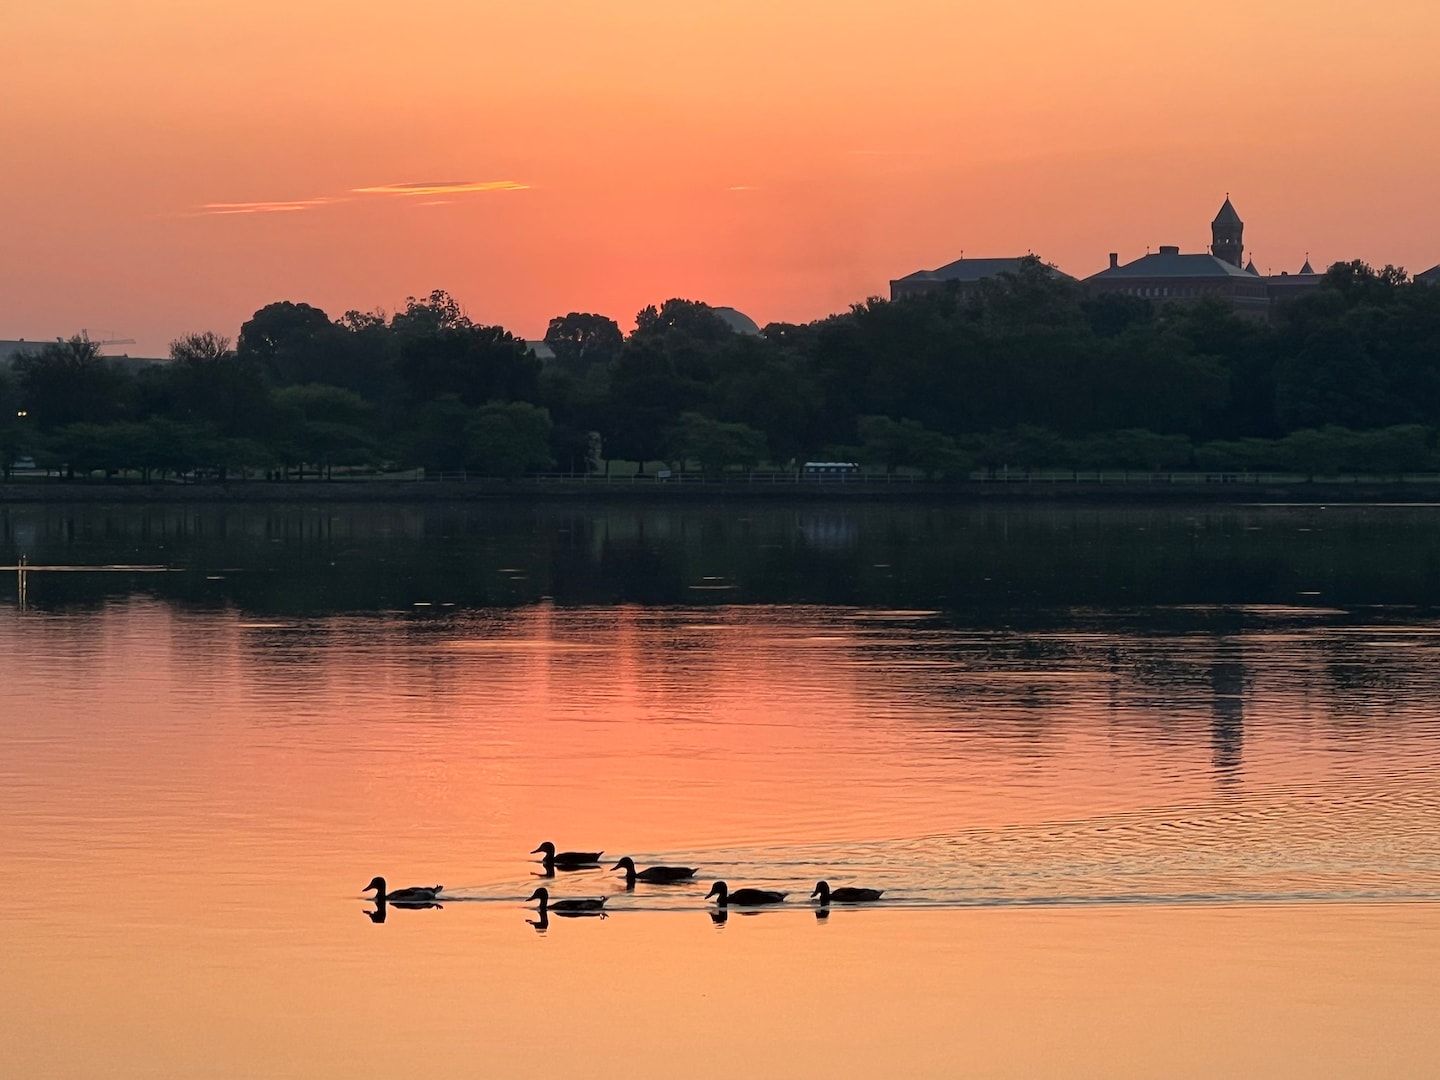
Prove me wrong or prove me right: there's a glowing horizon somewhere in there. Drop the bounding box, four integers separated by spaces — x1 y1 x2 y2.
3 0 1438 355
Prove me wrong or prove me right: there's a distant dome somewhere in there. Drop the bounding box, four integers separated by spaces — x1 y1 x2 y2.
711 306 762 336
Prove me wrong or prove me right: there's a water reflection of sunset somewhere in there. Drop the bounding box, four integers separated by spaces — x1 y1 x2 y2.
4 589 1440 1075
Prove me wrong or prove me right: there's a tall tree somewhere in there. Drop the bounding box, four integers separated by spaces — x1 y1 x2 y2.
13 335 130 429
150 331 277 438
466 401 555 477
237 301 348 386
543 312 623 372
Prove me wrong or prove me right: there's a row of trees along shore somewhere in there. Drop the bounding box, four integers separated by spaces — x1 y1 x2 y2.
3 259 1440 482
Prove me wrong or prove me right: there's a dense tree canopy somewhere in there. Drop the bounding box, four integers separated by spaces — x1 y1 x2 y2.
5 265 1440 480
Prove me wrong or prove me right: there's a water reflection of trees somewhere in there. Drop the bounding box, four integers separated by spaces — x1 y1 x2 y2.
9 504 1440 617
9 504 1440 769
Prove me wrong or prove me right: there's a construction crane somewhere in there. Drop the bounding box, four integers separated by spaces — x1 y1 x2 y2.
79 329 137 354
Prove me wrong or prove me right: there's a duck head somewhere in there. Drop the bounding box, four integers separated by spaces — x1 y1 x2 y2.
363 876 386 895
531 842 556 857
525 887 549 905
705 881 728 904
811 880 831 902
610 857 637 873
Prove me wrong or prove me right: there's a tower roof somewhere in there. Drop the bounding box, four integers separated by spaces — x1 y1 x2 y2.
1299 257 1316 275
1213 197 1243 227
1244 259 1258 275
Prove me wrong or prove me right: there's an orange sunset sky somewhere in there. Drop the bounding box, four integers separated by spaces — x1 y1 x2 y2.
3 0 1438 355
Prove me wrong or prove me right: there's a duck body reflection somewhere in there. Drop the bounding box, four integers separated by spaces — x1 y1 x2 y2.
364 898 443 923
526 887 607 916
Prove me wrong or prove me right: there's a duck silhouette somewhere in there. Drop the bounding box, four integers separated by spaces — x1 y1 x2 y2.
531 842 602 871
811 880 884 905
611 856 698 886
362 876 443 903
705 881 787 907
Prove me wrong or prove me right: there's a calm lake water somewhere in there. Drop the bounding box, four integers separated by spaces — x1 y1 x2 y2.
3 502 1439 1078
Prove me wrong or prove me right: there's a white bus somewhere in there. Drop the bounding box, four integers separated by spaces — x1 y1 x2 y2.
801 461 861 480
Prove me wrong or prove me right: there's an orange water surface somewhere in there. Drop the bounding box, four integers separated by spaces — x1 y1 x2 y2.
2 552 1439 1075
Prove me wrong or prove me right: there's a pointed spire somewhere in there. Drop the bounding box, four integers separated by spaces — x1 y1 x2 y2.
1245 258 1258 275
1299 254 1315 275
1213 196 1243 227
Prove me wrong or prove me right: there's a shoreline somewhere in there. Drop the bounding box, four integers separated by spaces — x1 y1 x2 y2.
7 478 1440 505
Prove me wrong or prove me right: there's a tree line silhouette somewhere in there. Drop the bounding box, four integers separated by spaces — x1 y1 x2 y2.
2 259 1439 482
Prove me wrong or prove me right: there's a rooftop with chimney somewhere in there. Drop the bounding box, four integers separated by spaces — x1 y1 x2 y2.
885 196 1405 318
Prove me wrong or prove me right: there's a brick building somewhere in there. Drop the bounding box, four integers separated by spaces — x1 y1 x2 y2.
889 256 1075 302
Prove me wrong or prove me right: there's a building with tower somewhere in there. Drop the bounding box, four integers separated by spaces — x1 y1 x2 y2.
1084 244 1271 317
889 196 1428 318
1085 197 1333 316
1084 197 1270 317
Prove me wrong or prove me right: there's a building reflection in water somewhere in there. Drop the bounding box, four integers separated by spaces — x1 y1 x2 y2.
1208 641 1245 784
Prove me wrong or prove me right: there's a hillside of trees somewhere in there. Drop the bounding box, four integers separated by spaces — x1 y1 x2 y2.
3 259 1440 482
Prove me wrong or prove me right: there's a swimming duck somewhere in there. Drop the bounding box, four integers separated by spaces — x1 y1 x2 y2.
811 880 884 904
705 881 787 907
362 876 443 903
526 887 607 914
611 856 698 885
531 841 603 869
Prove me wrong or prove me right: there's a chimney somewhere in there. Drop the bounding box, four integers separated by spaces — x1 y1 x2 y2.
1158 245 1180 256
1108 252 1119 270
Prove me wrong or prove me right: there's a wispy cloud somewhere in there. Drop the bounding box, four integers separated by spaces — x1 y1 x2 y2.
352 180 529 197
197 197 342 216
728 185 760 192
193 179 526 218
